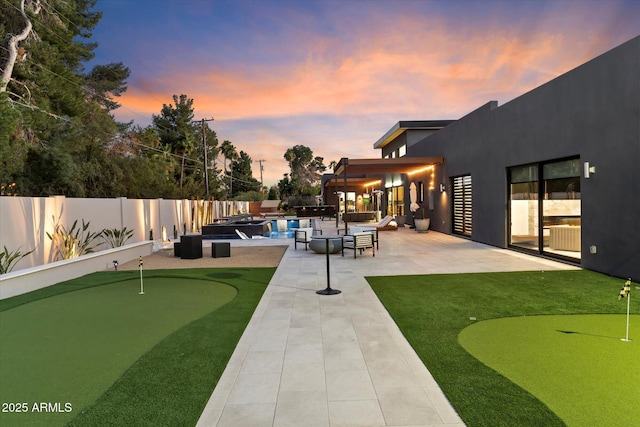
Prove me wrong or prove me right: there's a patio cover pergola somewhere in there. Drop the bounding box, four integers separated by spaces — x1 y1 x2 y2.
332 157 444 176
326 156 445 231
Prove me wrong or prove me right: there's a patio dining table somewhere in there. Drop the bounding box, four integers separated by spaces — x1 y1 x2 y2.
311 235 342 295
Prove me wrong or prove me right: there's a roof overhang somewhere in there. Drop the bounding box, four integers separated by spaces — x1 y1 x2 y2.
322 156 444 190
333 157 444 176
322 176 380 188
373 120 455 149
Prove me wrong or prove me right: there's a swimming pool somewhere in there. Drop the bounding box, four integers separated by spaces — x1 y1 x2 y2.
266 230 295 238
202 218 304 239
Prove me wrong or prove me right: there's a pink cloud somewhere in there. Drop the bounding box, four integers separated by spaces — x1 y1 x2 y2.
145 27 605 120
112 4 635 186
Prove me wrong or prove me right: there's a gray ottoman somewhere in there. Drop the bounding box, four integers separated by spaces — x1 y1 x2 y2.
212 242 231 258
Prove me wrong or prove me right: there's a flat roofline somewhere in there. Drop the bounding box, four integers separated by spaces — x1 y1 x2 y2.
333 157 445 176
373 120 455 149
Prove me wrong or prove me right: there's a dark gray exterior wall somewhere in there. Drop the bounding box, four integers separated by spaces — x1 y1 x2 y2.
409 36 640 279
381 129 441 158
381 132 408 158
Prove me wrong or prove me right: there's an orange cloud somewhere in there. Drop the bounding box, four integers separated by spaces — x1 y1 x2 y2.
120 23 610 121
112 5 634 186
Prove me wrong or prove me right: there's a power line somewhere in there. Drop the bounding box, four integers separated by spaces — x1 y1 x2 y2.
9 99 70 121
194 117 214 196
3 51 210 167
1 0 262 193
6 49 237 171
257 159 266 190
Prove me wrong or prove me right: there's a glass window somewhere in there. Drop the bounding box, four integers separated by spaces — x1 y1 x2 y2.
398 144 407 157
347 192 356 212
509 164 539 250
509 158 581 261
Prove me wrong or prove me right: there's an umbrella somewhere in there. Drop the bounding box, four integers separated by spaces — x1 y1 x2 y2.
409 182 420 212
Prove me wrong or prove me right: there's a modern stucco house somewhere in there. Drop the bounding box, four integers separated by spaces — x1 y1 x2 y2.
323 35 639 280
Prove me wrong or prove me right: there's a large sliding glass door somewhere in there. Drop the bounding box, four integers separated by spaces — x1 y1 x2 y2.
509 165 539 251
542 159 581 258
509 158 581 261
386 186 404 217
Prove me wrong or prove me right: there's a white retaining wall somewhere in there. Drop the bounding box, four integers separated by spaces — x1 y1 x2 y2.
0 196 249 271
0 241 153 299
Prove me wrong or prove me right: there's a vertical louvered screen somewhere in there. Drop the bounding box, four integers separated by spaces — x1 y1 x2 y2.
453 175 472 237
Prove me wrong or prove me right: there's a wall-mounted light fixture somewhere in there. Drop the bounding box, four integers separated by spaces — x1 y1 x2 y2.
439 183 446 192
584 161 596 178
113 260 118 271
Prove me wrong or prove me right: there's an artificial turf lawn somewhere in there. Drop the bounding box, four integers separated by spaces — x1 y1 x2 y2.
1 276 236 426
367 269 639 427
0 267 275 427
459 314 639 427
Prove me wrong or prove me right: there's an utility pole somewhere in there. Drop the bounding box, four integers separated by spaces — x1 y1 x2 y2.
257 159 266 193
196 118 215 196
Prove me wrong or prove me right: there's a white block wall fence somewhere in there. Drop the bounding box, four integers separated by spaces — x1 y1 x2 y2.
0 195 250 273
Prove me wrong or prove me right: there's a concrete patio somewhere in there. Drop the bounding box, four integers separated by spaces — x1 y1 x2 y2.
196 220 579 426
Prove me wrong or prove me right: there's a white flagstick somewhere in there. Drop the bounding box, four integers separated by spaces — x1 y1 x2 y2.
621 278 631 342
139 256 145 295
622 291 630 342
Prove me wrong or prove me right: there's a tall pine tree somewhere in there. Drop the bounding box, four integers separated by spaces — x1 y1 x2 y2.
1 0 130 196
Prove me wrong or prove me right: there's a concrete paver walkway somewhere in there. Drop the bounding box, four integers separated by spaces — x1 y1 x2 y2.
197 223 578 426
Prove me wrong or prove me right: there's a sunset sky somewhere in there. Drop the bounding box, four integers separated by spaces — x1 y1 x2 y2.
89 0 640 187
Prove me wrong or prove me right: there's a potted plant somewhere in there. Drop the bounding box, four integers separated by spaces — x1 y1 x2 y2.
413 207 430 233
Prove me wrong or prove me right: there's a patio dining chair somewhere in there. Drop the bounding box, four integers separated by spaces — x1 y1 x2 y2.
294 227 314 250
341 232 375 258
350 226 378 249
311 218 323 235
298 219 310 228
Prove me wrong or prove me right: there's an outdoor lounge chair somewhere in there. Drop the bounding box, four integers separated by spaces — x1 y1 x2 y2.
294 227 314 250
235 229 268 240
235 229 250 239
372 215 398 231
342 232 375 258
339 215 397 235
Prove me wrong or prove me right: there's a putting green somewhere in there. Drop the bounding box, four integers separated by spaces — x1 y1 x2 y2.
0 276 236 427
459 314 640 427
